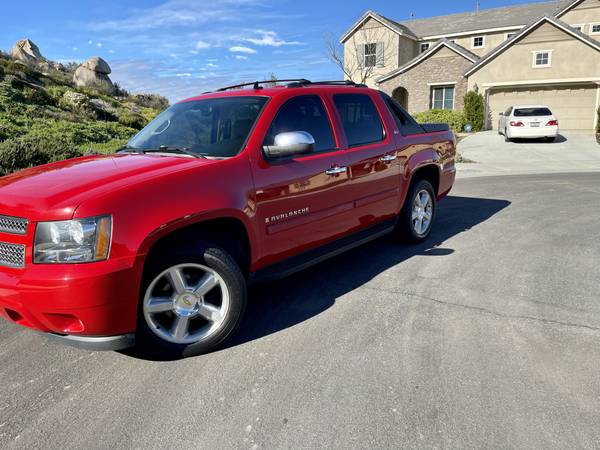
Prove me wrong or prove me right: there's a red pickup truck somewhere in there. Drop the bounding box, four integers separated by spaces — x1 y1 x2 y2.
0 80 455 359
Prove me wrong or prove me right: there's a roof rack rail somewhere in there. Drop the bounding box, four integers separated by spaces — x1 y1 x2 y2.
214 79 312 92
208 79 368 93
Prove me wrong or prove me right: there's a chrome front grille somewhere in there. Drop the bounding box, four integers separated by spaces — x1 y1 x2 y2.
0 215 28 235
0 242 26 268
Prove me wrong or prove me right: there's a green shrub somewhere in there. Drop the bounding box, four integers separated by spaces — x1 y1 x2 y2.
463 91 484 132
0 135 83 175
129 93 169 111
23 86 56 107
414 109 467 133
0 65 4 82
118 112 147 130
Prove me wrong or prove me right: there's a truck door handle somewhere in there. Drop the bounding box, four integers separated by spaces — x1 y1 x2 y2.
379 155 397 162
325 166 348 175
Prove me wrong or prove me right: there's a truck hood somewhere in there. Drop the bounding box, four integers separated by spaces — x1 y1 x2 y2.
0 154 212 221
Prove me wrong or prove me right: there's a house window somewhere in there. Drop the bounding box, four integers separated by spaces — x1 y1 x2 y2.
571 24 583 32
364 43 377 67
505 32 517 40
431 86 454 110
472 36 485 48
533 50 552 68
591 24 600 34
420 43 430 53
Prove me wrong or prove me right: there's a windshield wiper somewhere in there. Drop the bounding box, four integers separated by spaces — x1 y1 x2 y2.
116 144 143 154
143 146 204 159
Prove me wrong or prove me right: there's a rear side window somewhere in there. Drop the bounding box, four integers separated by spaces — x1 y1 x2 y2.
333 94 385 147
264 95 335 152
514 107 552 117
380 92 425 135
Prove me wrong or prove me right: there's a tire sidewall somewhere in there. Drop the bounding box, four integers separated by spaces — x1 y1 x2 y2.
398 179 436 243
137 244 246 359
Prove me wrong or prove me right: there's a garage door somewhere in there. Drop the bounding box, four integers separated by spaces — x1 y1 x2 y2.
488 85 597 131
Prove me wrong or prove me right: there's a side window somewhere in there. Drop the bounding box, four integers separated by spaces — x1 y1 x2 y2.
264 95 335 153
333 94 384 147
380 92 425 136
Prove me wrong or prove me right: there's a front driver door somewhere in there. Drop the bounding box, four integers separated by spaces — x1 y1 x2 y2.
250 94 353 269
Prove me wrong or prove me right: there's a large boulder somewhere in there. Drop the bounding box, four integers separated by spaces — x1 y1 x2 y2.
10 39 44 67
73 56 115 94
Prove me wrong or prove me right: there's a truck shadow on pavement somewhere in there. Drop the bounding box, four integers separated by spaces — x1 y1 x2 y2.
223 195 510 351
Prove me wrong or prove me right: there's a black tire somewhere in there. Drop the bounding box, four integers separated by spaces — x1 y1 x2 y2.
136 243 246 360
504 130 511 142
396 179 436 243
546 136 555 143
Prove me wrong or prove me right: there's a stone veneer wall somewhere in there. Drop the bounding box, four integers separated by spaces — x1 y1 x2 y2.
378 53 474 114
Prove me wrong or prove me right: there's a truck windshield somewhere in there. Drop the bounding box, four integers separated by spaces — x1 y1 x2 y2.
126 96 268 157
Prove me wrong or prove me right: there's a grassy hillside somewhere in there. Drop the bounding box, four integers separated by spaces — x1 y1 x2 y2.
0 51 168 175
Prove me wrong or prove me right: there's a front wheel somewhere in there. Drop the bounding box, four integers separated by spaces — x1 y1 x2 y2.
396 179 436 243
136 244 246 359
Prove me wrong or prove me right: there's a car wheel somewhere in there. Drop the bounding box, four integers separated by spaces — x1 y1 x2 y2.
504 129 511 142
396 179 436 243
136 243 246 359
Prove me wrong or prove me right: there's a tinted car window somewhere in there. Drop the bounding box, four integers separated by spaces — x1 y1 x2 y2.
127 97 267 157
333 94 385 147
380 92 425 135
264 95 335 152
514 107 552 117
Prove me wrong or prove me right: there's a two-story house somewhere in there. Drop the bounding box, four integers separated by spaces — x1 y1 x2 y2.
341 0 600 131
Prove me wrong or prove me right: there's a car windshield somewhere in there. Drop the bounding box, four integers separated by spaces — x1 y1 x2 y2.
126 96 268 157
514 107 552 117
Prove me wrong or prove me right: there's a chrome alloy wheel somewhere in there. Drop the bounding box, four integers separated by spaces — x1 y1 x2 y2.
143 263 230 345
411 189 433 236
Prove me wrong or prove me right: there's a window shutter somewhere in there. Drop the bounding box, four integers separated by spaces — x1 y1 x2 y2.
357 44 365 69
376 42 385 67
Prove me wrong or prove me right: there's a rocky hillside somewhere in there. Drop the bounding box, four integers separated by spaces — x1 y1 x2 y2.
0 39 169 175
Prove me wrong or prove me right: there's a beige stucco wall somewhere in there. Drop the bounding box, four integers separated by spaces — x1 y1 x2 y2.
468 22 600 90
434 30 519 57
560 0 600 34
343 18 417 87
378 47 473 113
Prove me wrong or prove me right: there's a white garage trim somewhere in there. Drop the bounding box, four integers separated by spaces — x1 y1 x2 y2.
595 83 600 130
481 77 600 88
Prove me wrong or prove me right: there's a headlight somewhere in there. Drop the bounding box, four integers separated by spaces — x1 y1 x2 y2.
34 216 112 264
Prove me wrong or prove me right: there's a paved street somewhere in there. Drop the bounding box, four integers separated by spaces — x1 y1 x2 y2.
1 173 600 449
457 131 600 178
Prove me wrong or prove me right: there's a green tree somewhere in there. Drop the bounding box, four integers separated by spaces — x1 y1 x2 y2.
463 90 485 132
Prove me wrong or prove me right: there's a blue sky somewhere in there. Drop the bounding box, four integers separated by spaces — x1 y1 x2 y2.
0 0 550 101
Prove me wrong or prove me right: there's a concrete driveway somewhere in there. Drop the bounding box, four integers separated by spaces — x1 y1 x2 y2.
1 173 600 449
457 131 600 178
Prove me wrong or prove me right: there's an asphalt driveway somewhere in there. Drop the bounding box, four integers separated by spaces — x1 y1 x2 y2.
457 131 600 178
1 173 600 449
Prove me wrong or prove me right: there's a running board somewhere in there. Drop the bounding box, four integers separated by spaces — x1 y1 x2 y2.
250 218 396 283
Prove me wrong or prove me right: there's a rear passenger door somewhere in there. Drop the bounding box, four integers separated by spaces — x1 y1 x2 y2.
332 92 402 228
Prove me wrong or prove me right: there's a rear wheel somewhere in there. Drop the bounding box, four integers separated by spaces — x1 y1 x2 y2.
396 179 436 243
504 128 511 142
137 244 246 359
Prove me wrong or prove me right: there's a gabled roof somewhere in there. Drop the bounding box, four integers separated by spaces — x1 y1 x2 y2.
396 0 574 38
340 10 418 43
555 0 587 17
465 15 600 76
377 39 479 83
342 1 580 41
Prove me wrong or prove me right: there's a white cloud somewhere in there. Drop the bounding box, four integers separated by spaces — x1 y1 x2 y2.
97 42 103 48
234 55 248 60
195 40 210 50
88 40 93 45
245 30 301 47
72 47 78 51
175 73 192 77
206 62 218 68
229 45 256 54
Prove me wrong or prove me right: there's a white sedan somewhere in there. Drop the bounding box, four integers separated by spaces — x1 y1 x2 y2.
498 105 559 142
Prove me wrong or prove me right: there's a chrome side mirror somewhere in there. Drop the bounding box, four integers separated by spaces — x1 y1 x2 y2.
263 131 315 158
